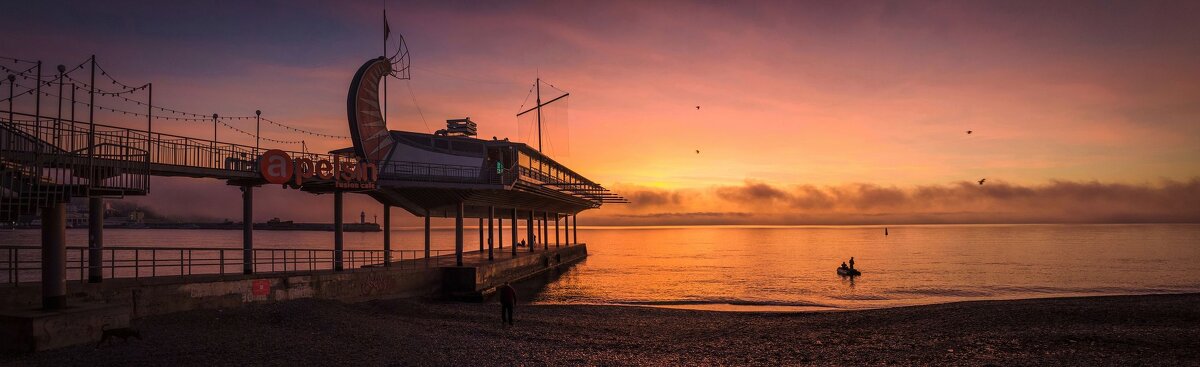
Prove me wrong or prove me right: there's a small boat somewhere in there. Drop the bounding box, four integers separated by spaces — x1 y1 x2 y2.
837 267 861 276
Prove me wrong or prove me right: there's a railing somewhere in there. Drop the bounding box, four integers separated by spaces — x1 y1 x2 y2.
377 159 486 184
1 111 498 186
517 166 605 202
0 245 457 285
1 111 320 178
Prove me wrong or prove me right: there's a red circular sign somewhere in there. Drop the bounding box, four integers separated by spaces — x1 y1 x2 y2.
259 149 293 184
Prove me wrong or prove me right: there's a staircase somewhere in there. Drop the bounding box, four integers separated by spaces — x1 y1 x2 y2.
0 117 148 222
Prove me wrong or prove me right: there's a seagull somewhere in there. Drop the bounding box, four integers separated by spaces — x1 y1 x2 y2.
966 130 973 134
696 106 700 110
978 178 986 185
695 149 700 154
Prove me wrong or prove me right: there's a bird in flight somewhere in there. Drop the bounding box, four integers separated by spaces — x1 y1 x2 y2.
978 178 986 185
966 130 973 134
696 106 700 110
695 149 700 154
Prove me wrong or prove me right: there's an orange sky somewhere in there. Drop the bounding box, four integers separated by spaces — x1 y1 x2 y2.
4 1 1199 225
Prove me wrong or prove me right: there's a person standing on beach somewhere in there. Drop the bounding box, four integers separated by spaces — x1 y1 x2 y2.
498 282 517 326
849 257 855 270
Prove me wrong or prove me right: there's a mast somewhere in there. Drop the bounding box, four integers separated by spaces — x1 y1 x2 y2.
536 78 542 152
516 78 568 155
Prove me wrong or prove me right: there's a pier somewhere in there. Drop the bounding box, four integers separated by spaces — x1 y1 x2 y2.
0 54 623 351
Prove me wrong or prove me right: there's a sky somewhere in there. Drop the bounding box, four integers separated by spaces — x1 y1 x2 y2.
2 0 1198 225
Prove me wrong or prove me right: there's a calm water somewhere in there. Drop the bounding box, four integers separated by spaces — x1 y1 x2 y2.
4 224 1199 310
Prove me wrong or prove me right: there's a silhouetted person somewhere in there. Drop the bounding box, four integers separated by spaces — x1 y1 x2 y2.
840 262 848 270
498 282 517 326
849 257 855 270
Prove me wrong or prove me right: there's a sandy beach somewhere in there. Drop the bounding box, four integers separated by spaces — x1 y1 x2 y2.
2 293 1197 366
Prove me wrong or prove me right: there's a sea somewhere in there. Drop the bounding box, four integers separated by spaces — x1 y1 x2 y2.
4 224 1199 311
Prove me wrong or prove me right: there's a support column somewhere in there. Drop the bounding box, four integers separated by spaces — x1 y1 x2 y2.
383 204 391 267
554 213 560 248
40 203 66 310
542 212 549 250
478 217 484 254
424 209 431 263
511 208 518 256
487 206 494 261
498 210 504 250
242 186 253 274
527 210 535 253
87 197 103 282
573 214 578 244
564 213 570 245
455 202 464 267
333 191 343 271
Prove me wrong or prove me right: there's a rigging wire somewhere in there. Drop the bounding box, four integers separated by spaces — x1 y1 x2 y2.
404 79 430 132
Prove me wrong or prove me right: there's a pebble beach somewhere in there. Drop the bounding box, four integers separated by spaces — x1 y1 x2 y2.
3 293 1198 366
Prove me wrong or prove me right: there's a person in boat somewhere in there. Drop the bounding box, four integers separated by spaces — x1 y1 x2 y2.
849 257 855 270
840 262 849 270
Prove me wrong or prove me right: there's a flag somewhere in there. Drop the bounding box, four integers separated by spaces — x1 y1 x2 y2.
384 9 391 40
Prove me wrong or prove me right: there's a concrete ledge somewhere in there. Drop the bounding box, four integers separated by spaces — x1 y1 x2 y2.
444 244 587 301
0 303 130 352
0 244 587 350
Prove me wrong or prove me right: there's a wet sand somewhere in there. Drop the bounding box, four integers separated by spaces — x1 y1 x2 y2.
2 293 1198 366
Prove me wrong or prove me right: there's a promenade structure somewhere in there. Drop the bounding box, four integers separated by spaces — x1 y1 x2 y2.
0 54 623 351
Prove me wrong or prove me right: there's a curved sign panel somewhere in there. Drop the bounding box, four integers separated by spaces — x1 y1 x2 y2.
346 57 397 162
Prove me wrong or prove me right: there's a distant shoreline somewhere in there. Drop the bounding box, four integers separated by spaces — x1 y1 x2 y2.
5 292 1198 365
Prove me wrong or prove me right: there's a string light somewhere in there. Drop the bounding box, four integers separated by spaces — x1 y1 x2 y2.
3 54 345 146
261 117 349 139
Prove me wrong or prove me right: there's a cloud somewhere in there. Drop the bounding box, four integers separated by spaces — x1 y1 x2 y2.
587 178 1200 225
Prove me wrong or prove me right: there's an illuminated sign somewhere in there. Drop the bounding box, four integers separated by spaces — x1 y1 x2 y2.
259 149 378 189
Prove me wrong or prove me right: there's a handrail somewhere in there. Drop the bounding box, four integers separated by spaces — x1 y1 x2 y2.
0 244 461 284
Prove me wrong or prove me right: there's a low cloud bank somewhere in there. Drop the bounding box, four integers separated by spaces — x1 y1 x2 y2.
590 179 1200 226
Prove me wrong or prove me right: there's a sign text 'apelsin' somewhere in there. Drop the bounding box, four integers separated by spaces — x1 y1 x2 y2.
259 149 378 189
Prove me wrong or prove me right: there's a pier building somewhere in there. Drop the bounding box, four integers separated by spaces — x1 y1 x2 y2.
0 54 623 351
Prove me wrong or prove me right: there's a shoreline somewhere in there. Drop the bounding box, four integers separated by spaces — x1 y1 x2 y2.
570 290 1200 313
3 292 1198 365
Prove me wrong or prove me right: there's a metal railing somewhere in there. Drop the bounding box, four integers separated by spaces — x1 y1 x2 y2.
2 111 502 187
0 245 456 285
377 159 486 184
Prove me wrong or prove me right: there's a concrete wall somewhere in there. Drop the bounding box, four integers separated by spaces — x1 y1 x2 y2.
443 244 588 300
0 267 442 319
0 245 586 351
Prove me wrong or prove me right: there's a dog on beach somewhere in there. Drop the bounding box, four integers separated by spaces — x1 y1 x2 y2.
97 324 141 347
